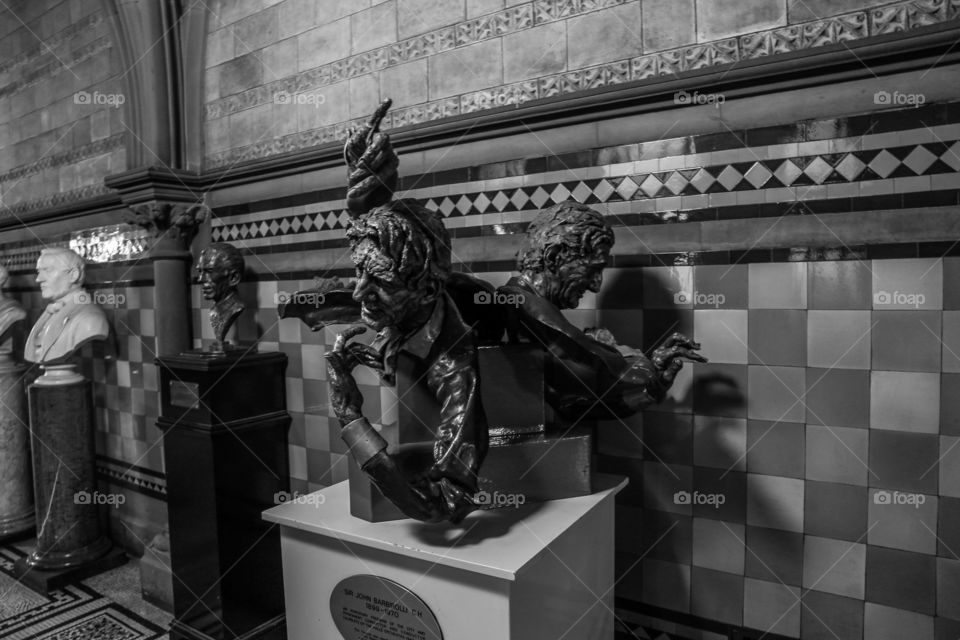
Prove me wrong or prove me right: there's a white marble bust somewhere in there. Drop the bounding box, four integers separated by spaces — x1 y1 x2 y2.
25 248 109 364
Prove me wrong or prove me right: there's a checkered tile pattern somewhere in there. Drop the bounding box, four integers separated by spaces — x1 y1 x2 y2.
211 127 960 244
591 257 960 639
216 256 960 640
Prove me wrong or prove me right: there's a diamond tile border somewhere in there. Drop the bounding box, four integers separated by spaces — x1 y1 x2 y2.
205 0 960 167
211 134 960 243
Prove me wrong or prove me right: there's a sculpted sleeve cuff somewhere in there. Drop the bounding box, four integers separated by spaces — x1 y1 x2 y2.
341 417 388 466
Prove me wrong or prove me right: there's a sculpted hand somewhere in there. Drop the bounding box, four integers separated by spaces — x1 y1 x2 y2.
343 99 398 214
651 332 707 384
325 325 368 424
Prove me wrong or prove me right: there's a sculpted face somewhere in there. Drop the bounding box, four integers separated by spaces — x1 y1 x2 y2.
196 249 238 303
36 254 78 301
547 243 610 310
351 240 425 332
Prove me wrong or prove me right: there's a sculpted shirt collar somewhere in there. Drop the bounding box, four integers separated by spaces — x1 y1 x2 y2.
371 296 446 380
44 288 90 314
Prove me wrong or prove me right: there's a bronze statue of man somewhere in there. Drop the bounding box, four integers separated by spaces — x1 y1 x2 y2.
195 243 245 351
499 200 705 418
326 201 488 524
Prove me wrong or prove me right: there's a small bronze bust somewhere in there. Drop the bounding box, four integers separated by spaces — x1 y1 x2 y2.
500 200 705 418
195 243 245 352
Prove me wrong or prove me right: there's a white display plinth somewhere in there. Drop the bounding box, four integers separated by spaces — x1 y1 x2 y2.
263 474 627 640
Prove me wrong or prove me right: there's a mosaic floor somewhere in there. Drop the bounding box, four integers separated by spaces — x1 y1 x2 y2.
0 542 171 640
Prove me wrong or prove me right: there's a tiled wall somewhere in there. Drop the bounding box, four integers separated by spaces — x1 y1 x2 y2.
202 96 960 638
202 0 959 167
601 258 960 639
0 0 127 215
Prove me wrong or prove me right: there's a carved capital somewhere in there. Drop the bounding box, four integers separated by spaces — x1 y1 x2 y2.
125 201 208 249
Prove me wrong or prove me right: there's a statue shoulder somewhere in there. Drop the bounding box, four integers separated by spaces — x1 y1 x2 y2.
69 301 110 333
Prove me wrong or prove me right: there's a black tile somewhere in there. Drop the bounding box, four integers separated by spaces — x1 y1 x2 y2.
745 525 804 586
943 374 960 436
746 421 805 478
693 131 746 153
849 194 902 211
805 481 868 541
805 368 870 428
643 412 693 465
642 509 693 564
867 243 918 260
801 591 864 640
940 496 960 559
746 123 805 146
866 545 936 614
869 430 939 494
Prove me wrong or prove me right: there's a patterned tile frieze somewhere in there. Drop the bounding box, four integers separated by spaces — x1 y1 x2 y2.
206 0 960 168
0 36 113 100
204 2 539 121
0 10 106 77
0 183 113 218
0 134 123 184
211 127 960 244
205 0 637 122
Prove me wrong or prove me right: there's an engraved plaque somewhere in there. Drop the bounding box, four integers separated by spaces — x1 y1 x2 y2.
330 575 443 640
169 381 200 409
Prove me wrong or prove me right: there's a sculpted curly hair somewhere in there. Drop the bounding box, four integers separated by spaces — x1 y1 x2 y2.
346 198 451 294
517 201 614 275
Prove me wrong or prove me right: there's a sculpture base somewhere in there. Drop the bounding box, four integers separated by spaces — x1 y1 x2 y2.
348 427 594 522
0 356 31 543
168 615 286 640
264 475 627 640
11 546 127 595
157 349 290 640
0 512 34 543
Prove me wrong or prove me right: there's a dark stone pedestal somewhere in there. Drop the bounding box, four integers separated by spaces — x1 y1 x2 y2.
13 364 125 593
348 344 594 522
12 546 127 594
157 349 290 640
0 356 33 542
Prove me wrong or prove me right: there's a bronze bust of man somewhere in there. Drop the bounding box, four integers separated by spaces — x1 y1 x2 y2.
326 200 488 524
25 248 109 364
499 200 705 418
195 243 245 352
